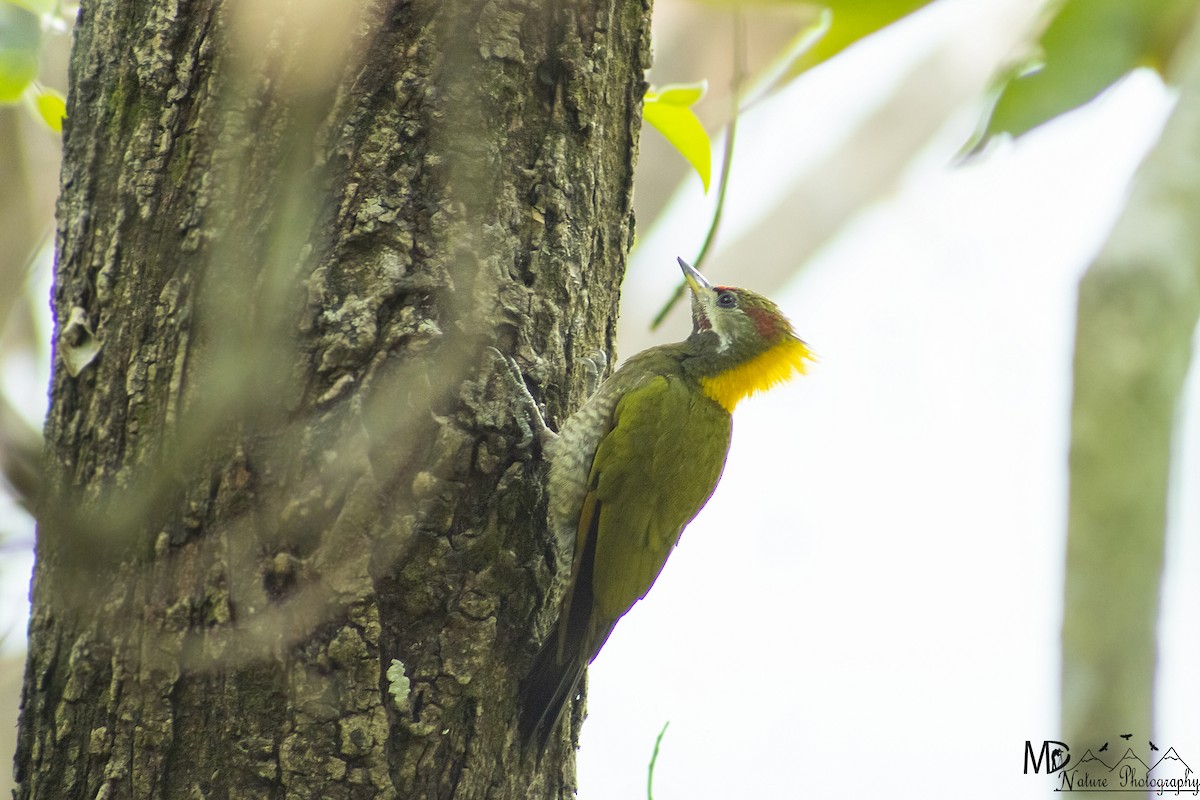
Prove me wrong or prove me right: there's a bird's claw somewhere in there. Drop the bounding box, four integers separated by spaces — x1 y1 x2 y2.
487 347 556 453
581 350 609 398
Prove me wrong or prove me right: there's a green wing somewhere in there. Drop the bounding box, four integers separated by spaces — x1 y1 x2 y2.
522 372 732 749
586 374 731 625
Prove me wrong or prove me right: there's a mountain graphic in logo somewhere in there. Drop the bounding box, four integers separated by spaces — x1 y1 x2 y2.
1070 750 1113 772
1149 747 1193 781
1109 747 1150 779
1059 749 1117 791
1032 737 1199 793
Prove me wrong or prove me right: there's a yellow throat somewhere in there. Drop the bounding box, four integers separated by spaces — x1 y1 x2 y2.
700 338 814 413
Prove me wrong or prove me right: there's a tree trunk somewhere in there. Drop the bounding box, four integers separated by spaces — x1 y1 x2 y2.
1062 7 1200 754
14 0 651 798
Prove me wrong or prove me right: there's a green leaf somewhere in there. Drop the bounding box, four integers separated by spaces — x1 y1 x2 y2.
0 2 41 104
28 84 63 130
786 0 936 76
977 0 1198 143
692 0 933 76
5 0 56 15
644 81 712 192
690 0 819 5
652 82 707 107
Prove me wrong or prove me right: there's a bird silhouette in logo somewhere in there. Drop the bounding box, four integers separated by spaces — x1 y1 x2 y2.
1099 743 1109 753
1120 733 1133 741
1150 741 1159 752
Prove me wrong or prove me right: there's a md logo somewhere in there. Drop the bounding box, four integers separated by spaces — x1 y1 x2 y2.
1025 740 1071 774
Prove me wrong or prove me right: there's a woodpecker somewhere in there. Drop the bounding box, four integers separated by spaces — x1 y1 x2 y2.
519 257 813 749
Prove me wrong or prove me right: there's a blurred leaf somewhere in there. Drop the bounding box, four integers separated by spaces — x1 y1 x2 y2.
689 0 818 7
786 0 935 75
679 1 933 92
5 0 56 15
644 81 712 192
744 7 831 104
28 83 63 130
978 0 1199 143
0 2 41 103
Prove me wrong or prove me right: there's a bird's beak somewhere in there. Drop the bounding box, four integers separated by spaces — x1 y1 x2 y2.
678 257 717 335
677 257 713 293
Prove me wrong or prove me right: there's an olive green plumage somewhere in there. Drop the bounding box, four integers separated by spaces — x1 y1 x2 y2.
519 258 812 749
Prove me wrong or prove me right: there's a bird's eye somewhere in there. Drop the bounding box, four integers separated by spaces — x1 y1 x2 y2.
716 291 737 309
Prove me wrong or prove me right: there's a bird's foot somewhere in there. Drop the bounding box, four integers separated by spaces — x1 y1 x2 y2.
488 347 556 453
581 349 609 398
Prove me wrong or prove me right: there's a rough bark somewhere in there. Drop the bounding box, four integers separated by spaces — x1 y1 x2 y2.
1062 8 1200 752
14 1 651 798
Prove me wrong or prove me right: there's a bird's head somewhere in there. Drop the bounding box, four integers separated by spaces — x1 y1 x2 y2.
678 257 814 411
680 256 801 357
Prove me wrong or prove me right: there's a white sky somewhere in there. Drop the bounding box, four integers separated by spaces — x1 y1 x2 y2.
578 7 1196 800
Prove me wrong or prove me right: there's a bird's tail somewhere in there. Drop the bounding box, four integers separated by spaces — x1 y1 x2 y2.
518 625 586 752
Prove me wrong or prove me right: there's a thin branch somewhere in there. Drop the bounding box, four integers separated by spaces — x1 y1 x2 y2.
646 720 670 800
651 9 745 330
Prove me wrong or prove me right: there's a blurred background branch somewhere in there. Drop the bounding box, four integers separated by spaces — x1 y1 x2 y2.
0 395 39 511
1062 3 1200 750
